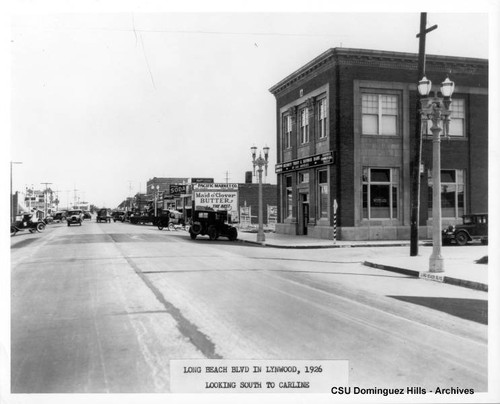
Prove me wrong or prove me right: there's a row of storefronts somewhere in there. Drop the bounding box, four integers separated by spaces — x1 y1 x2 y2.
119 176 277 226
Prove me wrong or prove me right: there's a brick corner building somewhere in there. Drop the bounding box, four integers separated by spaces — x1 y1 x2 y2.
269 48 488 240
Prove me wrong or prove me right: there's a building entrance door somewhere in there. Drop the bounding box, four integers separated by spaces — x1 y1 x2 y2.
300 193 309 235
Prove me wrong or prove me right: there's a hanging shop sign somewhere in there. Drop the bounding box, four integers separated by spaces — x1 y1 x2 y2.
275 151 335 173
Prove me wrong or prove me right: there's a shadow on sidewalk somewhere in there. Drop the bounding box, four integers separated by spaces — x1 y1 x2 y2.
388 296 488 325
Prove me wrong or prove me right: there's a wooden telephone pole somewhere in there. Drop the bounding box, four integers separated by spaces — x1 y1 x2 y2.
410 13 438 256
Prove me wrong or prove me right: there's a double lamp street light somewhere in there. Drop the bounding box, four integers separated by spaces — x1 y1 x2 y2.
151 184 160 217
417 75 455 273
251 145 270 244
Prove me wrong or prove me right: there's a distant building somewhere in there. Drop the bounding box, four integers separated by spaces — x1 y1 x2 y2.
146 177 189 210
269 48 488 240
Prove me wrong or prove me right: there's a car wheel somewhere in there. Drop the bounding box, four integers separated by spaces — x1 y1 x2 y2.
191 222 202 235
455 231 468 246
208 226 217 240
168 222 175 231
36 223 46 232
228 227 238 241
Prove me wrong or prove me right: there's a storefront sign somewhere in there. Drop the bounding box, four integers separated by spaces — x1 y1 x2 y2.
169 184 187 196
275 151 334 173
191 178 214 184
193 183 239 221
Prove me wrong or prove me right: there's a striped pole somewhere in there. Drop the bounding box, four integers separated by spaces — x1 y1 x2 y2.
333 199 338 244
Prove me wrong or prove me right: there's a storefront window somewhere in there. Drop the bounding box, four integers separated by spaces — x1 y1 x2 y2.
428 169 465 218
362 168 399 219
285 175 293 218
318 170 328 218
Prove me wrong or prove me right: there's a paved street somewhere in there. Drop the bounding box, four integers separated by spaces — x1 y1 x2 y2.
10 220 488 393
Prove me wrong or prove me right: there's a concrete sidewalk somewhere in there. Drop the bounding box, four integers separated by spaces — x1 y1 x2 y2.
237 231 488 291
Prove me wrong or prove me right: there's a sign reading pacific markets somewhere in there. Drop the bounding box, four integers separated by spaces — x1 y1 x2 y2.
193 183 239 221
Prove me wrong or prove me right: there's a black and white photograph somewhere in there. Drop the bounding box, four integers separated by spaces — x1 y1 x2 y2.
2 1 499 403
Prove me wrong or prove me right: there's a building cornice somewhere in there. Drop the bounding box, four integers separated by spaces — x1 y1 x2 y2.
268 48 488 97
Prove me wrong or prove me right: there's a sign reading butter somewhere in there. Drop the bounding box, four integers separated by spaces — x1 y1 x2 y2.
193 183 239 220
275 151 334 173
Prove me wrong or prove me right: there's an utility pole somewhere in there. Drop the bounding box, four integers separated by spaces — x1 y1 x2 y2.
128 180 133 211
73 186 78 209
410 13 438 256
41 182 53 218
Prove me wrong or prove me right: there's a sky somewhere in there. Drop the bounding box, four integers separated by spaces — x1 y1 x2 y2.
5 5 496 209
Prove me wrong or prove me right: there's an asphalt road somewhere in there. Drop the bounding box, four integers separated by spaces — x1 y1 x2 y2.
10 220 488 393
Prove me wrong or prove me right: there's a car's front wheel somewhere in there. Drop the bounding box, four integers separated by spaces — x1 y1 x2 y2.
36 222 46 232
455 231 469 246
208 226 218 240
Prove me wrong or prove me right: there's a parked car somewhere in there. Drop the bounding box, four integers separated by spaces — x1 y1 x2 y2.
122 211 134 222
189 209 237 241
112 211 126 222
83 211 92 220
53 211 67 222
156 209 170 230
96 209 111 223
67 209 83 226
442 213 488 246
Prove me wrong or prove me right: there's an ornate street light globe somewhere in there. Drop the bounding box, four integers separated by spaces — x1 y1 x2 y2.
250 146 257 160
440 76 455 97
418 76 432 96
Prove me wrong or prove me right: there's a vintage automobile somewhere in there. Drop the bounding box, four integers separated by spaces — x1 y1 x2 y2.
156 209 170 230
67 209 83 226
130 208 157 225
96 208 111 223
83 211 92 220
188 209 237 241
157 209 185 230
111 211 126 222
53 211 67 222
442 213 488 246
11 213 46 236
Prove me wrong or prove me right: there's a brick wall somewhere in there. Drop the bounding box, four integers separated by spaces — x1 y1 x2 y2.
238 183 277 224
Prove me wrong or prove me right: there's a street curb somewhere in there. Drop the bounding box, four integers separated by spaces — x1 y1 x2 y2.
363 261 488 292
238 239 410 249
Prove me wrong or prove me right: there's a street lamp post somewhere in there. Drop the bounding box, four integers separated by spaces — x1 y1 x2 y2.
10 161 23 224
151 185 160 217
417 75 455 273
251 146 270 243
